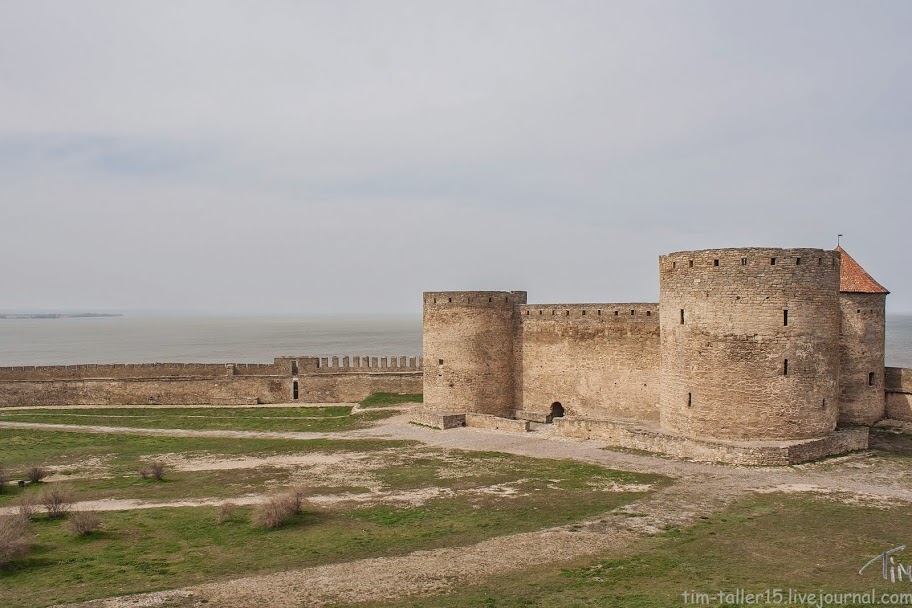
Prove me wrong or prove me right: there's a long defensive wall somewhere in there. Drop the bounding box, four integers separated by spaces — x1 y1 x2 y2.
0 356 422 406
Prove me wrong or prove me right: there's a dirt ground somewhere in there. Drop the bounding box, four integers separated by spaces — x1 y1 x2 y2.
5 409 907 608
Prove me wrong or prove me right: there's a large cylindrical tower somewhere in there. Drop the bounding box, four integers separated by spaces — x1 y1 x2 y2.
659 248 841 441
423 291 526 417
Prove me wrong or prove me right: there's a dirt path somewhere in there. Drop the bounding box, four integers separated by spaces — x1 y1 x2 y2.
0 420 341 440
18 409 912 608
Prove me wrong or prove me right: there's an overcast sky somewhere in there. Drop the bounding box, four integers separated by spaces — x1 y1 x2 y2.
1 1 909 314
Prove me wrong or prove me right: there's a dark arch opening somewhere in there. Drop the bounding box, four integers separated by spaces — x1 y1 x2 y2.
546 402 565 423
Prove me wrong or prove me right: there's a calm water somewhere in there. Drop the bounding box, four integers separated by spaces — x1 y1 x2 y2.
0 313 910 368
0 314 423 366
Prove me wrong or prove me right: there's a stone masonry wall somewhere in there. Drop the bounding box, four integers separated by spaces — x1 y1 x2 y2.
0 376 287 406
294 372 422 403
886 367 912 421
659 248 842 441
0 363 277 381
0 355 422 407
838 292 887 424
515 303 660 422
423 291 526 417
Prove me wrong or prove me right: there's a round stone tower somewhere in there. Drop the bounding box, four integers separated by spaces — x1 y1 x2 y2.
658 248 841 441
423 291 526 417
835 246 889 425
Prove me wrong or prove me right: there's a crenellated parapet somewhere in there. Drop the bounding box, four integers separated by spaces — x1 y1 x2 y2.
274 356 422 374
518 303 658 323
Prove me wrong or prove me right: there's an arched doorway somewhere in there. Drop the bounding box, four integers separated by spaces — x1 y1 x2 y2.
546 402 564 423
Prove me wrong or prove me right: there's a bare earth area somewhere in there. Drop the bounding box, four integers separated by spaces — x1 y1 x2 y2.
2 409 910 608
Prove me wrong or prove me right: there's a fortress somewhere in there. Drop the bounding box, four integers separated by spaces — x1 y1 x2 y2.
415 246 912 464
0 245 910 465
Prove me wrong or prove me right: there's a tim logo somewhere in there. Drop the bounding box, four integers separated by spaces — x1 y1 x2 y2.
860 546 912 582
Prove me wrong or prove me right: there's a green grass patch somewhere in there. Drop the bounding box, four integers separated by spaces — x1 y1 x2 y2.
0 406 396 433
355 493 912 608
0 428 411 505
0 461 657 608
359 393 423 408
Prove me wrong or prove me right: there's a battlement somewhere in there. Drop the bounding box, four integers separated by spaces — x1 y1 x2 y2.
518 303 658 322
275 355 422 373
660 248 840 275
0 356 423 382
423 291 528 306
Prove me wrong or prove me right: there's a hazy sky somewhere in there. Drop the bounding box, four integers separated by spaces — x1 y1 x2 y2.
1 1 910 313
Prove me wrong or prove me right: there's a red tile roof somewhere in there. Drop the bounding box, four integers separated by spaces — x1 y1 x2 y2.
835 246 889 294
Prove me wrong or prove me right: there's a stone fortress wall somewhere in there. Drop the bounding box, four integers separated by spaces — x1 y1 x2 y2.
514 303 660 423
0 356 422 406
419 246 900 464
886 367 912 421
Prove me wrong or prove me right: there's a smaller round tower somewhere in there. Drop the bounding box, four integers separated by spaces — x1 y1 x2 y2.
836 246 889 425
423 291 526 417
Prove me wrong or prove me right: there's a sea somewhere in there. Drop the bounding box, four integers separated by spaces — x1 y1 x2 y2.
0 313 910 369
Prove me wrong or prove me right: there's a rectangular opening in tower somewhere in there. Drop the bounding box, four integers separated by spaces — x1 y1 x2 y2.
687 393 692 408
783 309 789 326
771 257 777 265
783 359 789 375
741 257 748 265
291 360 298 375
680 309 685 325
292 381 299 400
713 259 720 266
869 372 875 386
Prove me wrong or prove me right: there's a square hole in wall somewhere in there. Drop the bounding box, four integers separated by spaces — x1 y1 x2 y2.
741 257 748 265
713 259 720 266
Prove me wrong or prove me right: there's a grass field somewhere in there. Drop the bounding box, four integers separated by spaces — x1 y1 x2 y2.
0 405 397 433
353 493 912 608
0 423 660 608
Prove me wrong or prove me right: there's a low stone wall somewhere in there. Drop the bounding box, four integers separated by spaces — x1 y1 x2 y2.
0 373 424 407
410 409 466 429
465 413 530 432
554 417 868 465
296 372 422 403
886 367 912 421
0 376 286 406
514 409 549 423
